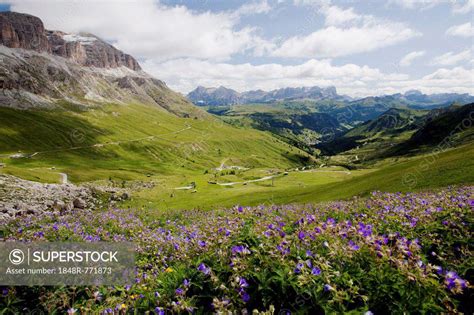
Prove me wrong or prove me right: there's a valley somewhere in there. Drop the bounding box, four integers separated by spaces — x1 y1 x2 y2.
0 12 471 214
0 8 473 314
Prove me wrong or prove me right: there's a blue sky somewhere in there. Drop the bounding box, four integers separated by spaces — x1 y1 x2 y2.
1 0 473 96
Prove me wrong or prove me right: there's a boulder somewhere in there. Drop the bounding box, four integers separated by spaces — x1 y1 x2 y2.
73 198 86 209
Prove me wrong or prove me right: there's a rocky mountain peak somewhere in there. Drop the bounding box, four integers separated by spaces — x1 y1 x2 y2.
0 11 141 71
187 85 344 106
0 11 51 52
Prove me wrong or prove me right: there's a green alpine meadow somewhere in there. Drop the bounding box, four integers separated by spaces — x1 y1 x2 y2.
0 2 473 314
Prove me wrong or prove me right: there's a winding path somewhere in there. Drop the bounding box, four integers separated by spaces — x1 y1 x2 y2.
216 175 277 186
0 124 193 159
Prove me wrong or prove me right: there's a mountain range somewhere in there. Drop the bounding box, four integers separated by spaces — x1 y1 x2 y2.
187 85 349 106
187 85 474 108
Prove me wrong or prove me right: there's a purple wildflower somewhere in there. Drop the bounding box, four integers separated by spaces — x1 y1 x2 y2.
155 307 165 315
298 231 305 240
241 291 250 303
348 240 360 251
294 263 304 274
197 263 210 275
238 277 249 288
231 245 250 255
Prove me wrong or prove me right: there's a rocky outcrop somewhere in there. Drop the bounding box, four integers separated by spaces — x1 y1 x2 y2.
47 31 87 64
0 11 140 71
47 30 141 71
0 174 102 223
0 12 50 52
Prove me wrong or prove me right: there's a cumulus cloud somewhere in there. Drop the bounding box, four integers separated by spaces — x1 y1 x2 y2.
292 0 331 6
389 0 445 9
430 50 471 66
382 67 474 95
399 51 426 67
272 2 421 58
390 0 474 13
446 22 474 37
452 0 474 14
321 5 360 26
5 0 273 61
144 58 473 97
142 58 409 95
232 0 272 17
272 20 420 58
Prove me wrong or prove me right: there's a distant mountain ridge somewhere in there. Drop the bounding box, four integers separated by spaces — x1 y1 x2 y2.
187 85 474 108
187 85 348 106
351 90 474 109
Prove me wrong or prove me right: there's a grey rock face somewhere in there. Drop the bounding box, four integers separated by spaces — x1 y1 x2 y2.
0 174 99 223
0 12 51 52
73 197 86 209
187 85 343 106
0 12 140 71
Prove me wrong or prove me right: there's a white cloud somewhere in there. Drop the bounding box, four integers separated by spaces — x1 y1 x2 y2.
293 0 331 6
446 22 474 37
399 50 426 66
389 0 445 9
232 0 272 17
430 50 472 66
5 0 273 61
390 0 474 13
382 67 474 95
145 58 474 97
272 20 420 58
142 57 408 96
452 0 474 14
272 3 421 58
321 5 360 26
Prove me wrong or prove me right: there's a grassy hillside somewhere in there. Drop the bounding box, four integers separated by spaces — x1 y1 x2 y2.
317 108 428 156
387 103 474 156
0 103 311 183
1 102 472 212
123 143 474 211
209 103 346 152
295 143 474 202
